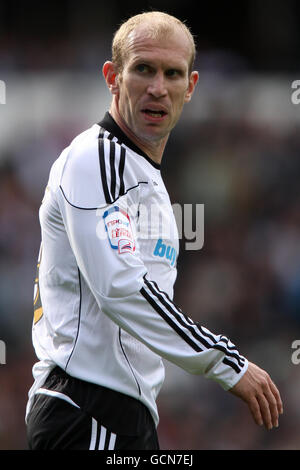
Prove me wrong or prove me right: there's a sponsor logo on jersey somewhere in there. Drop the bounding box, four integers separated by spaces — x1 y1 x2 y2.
153 238 177 266
103 206 135 254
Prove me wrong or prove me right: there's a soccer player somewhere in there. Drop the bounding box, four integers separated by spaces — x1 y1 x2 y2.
26 11 283 450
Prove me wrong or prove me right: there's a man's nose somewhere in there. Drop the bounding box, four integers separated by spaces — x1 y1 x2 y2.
147 72 167 98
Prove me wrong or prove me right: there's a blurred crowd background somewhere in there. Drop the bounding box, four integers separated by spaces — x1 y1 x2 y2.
1 0 300 450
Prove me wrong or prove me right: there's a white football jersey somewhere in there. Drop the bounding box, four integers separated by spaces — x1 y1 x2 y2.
27 113 248 426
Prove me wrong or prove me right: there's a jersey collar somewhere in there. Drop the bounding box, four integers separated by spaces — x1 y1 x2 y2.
98 112 161 170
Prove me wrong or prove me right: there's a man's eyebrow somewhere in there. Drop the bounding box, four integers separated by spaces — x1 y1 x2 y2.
131 57 152 65
131 58 186 71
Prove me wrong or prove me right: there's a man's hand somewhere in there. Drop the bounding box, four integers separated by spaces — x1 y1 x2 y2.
229 361 283 430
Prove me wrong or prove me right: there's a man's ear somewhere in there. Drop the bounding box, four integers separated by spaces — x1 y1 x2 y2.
102 61 119 95
184 71 199 103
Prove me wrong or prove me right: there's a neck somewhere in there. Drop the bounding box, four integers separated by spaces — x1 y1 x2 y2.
109 99 168 165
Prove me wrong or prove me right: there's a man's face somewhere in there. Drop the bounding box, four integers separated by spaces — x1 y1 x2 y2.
115 26 197 145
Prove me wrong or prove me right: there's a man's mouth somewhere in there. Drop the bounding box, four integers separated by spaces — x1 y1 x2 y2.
141 109 167 119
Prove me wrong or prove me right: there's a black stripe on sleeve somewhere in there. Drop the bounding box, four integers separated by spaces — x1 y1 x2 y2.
147 277 244 368
143 278 212 350
140 287 202 352
143 277 240 359
142 276 243 372
222 357 241 374
197 326 245 367
118 146 126 197
98 138 112 204
109 141 116 201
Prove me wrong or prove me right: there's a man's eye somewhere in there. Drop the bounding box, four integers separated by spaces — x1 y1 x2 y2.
165 69 179 77
136 64 149 73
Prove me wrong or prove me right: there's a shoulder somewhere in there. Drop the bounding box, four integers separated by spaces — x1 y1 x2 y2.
59 125 149 209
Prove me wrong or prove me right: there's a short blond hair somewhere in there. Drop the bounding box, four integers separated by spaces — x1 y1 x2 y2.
112 11 196 75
